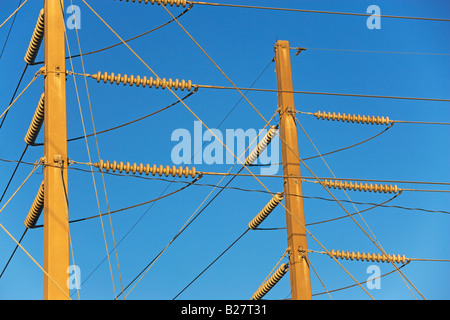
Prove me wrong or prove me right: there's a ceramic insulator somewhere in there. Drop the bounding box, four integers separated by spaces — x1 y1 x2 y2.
24 9 45 65
248 193 283 230
95 159 198 178
91 71 193 91
321 179 399 194
245 126 278 166
328 249 408 264
119 0 188 7
251 263 289 300
24 93 45 145
313 111 391 125
24 181 44 229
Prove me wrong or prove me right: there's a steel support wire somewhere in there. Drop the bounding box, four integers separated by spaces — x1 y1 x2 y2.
0 65 28 130
162 6 423 297
76 0 428 299
65 57 272 296
117 109 278 299
30 3 194 66
0 0 29 29
186 1 450 22
0 0 23 60
80 0 380 299
116 166 245 300
173 228 249 299
0 145 28 203
159 6 376 299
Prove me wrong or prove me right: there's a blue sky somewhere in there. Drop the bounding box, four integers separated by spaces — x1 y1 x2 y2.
0 0 449 300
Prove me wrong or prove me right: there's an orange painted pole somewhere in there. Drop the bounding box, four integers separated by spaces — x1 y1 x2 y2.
274 40 312 300
43 0 70 300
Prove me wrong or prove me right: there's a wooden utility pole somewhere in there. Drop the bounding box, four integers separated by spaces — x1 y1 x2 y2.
274 40 312 300
43 0 70 300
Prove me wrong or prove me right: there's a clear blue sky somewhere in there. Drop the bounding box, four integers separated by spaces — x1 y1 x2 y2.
0 0 449 300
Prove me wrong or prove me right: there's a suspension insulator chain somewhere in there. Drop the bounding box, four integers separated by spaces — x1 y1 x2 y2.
313 111 391 125
24 93 45 145
90 71 193 91
24 181 44 229
251 263 289 300
94 159 200 178
118 0 188 6
24 9 45 65
320 179 399 194
245 125 279 166
248 193 283 230
327 249 408 264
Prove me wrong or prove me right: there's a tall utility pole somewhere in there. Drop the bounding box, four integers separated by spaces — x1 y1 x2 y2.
274 40 312 300
43 0 70 300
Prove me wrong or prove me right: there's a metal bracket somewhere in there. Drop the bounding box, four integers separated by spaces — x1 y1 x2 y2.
279 106 296 119
37 67 46 77
298 246 307 262
295 47 307 56
53 154 65 168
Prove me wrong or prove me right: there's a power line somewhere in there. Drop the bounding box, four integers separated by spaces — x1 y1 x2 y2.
1 158 448 215
312 261 410 297
0 0 23 61
6 0 442 300
30 4 194 66
0 65 28 131
196 84 450 102
116 113 278 298
33 176 201 227
173 228 250 299
297 110 450 126
0 146 28 204
69 57 275 296
64 0 125 297
87 170 450 215
310 249 450 263
192 27 425 293
69 71 450 102
31 88 198 146
391 119 450 125
72 160 450 192
76 0 426 296
191 171 450 188
117 166 245 299
292 47 450 57
63 166 450 216
189 1 450 22
0 0 28 30
0 229 27 278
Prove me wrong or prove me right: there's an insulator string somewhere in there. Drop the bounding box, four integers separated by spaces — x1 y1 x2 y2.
248 193 284 230
251 263 289 300
24 181 44 229
118 0 188 7
31 3 194 66
313 111 392 125
90 71 193 91
245 125 279 166
320 179 399 194
326 249 409 264
24 93 45 145
31 88 198 146
94 159 200 178
24 8 44 65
